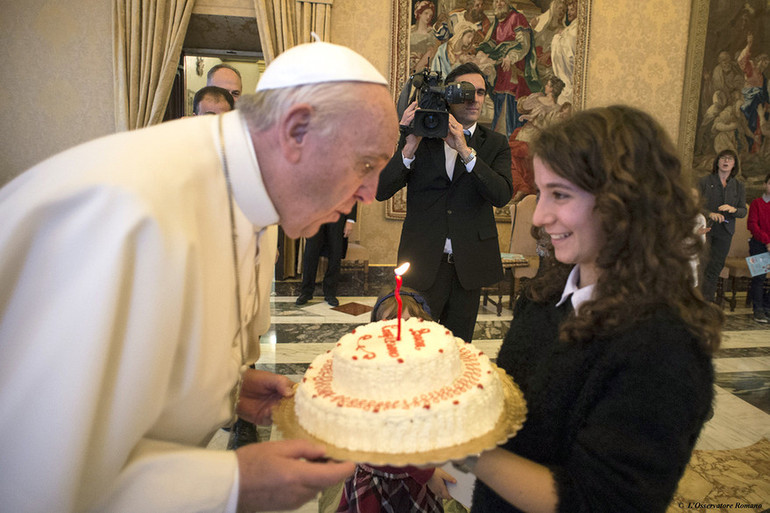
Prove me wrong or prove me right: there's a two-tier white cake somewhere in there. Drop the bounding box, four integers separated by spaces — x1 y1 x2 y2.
294 317 505 454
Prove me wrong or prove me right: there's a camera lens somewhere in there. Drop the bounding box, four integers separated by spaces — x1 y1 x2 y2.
445 81 476 104
422 113 440 130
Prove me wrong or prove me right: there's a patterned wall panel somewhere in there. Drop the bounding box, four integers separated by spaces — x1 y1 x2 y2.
1 0 115 186
585 0 691 141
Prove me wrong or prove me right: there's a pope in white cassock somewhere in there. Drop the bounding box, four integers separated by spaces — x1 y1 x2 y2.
0 42 399 513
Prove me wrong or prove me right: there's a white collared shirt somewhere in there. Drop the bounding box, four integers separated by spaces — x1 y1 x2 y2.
555 265 596 314
400 123 478 256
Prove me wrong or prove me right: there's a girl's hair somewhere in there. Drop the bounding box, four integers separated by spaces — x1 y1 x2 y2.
528 105 722 353
371 286 433 322
711 149 741 178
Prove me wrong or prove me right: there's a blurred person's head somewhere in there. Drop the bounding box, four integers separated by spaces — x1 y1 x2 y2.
371 286 433 322
193 86 234 115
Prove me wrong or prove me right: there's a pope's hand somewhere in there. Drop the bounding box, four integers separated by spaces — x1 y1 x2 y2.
236 439 355 511
236 369 295 426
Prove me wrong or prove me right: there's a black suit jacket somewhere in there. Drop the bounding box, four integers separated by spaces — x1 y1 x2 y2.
377 124 513 290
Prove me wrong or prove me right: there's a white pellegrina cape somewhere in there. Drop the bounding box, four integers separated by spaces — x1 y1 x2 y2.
0 111 278 512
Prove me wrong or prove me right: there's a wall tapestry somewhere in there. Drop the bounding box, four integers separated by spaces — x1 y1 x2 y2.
387 0 591 220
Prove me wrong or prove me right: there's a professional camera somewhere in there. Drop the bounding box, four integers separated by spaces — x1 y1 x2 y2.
407 70 475 138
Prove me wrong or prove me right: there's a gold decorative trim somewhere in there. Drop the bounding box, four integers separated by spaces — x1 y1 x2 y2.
678 0 709 172
573 0 592 110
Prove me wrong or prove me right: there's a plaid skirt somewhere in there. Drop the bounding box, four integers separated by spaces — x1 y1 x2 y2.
337 464 443 513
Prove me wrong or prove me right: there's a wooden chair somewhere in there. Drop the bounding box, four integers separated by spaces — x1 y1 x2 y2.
481 194 538 315
508 194 540 289
341 241 370 293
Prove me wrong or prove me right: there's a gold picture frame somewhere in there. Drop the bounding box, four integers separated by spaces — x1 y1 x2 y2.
386 0 592 220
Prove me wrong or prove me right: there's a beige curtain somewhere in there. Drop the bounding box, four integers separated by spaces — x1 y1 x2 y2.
254 0 333 64
254 0 333 277
113 0 195 130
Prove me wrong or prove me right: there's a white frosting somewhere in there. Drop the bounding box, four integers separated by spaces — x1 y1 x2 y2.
294 319 504 453
332 318 461 401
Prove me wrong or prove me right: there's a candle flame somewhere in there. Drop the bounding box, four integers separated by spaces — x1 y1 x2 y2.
394 262 410 276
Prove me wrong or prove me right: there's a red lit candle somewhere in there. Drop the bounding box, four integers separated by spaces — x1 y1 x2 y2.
394 262 410 340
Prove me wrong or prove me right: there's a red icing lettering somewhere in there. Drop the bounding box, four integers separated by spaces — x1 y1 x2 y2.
379 325 400 358
309 346 486 412
409 328 430 349
355 334 376 360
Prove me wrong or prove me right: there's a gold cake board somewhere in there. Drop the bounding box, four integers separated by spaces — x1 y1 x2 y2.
273 365 527 467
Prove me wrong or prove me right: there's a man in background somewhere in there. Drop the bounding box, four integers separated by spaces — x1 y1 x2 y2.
377 62 512 343
0 42 399 513
193 85 235 115
296 204 357 307
208 63 243 102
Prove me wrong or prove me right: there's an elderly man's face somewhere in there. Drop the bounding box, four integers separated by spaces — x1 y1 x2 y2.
281 84 399 238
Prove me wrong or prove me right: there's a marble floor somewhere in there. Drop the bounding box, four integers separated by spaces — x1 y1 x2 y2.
211 282 770 513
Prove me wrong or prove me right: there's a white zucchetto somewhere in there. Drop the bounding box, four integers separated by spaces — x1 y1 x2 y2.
255 41 388 91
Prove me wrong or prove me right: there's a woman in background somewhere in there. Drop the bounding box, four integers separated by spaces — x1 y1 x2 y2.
467 105 721 512
697 149 747 302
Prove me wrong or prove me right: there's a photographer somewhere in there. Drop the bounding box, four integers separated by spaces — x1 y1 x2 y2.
377 62 513 342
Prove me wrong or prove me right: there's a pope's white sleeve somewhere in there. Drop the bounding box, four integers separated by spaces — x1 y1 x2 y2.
0 183 239 512
95 439 238 513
